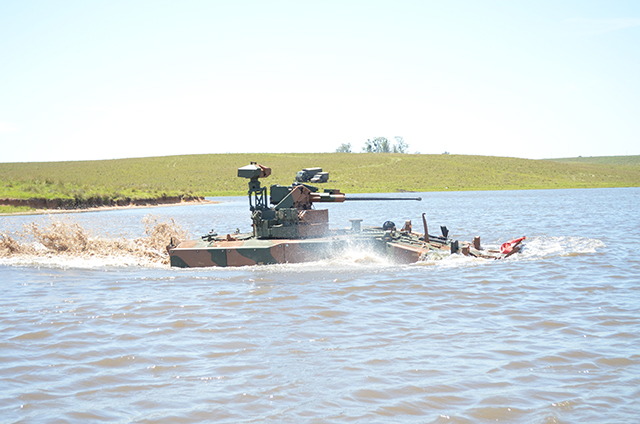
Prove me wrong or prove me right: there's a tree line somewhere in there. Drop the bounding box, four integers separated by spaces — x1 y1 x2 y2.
335 137 409 154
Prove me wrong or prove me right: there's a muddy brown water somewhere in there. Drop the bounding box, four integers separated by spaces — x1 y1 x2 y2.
1 188 639 423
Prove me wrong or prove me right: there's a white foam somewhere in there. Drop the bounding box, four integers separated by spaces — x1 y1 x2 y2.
518 236 605 260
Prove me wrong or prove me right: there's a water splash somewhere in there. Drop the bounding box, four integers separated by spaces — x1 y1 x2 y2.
0 215 189 268
411 235 605 269
328 246 393 266
519 236 605 260
1 216 605 270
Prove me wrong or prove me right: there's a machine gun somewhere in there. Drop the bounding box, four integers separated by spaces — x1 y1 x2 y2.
237 163 421 239
295 167 329 183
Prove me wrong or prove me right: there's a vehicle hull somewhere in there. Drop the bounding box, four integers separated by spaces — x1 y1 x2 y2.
168 228 453 268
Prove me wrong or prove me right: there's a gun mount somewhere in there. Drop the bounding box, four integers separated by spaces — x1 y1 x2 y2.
238 163 421 239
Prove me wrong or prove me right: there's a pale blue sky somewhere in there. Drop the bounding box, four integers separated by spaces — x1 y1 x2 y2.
1 0 639 162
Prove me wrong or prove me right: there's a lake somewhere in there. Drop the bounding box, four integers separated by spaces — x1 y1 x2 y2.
1 187 639 423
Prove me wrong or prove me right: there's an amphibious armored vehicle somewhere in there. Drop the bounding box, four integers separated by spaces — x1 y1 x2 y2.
167 163 525 268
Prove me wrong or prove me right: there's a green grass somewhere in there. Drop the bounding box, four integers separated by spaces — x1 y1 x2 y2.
0 205 32 214
1 153 639 213
0 179 174 201
548 155 640 168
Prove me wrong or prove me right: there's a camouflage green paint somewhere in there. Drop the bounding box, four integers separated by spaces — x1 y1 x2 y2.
168 163 524 268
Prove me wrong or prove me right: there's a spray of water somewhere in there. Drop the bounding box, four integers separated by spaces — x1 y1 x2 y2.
0 215 189 267
1 216 604 270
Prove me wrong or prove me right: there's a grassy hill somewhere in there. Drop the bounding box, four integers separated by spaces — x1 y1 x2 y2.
2 153 640 212
548 155 640 168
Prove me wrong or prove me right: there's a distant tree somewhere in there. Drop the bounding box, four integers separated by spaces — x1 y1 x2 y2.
392 136 409 153
363 136 410 153
362 137 391 153
335 143 352 153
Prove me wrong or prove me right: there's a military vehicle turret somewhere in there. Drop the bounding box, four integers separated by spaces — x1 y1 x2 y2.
167 163 525 267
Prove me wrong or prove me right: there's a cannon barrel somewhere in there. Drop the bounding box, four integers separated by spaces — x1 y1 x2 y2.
309 193 422 203
345 196 422 201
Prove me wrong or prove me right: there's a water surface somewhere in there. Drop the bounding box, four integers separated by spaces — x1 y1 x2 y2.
1 188 639 423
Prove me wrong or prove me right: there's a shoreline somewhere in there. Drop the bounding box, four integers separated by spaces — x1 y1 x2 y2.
0 198 219 217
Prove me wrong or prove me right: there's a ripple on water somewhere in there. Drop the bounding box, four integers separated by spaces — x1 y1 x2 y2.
2 188 640 423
